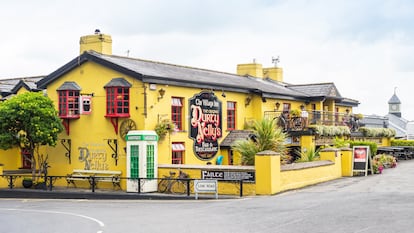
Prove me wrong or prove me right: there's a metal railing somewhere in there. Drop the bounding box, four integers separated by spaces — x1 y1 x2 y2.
264 110 362 131
0 175 247 197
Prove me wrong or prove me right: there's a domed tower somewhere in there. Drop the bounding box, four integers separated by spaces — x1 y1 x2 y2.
388 87 401 117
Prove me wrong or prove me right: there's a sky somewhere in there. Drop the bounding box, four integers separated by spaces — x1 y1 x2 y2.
1 0 414 120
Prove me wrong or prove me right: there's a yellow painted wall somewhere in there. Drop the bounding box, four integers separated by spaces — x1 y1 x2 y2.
231 151 243 166
280 161 340 192
255 151 281 195
0 148 20 170
80 33 112 55
263 67 283 82
41 59 280 190
382 137 391 146
340 148 353 177
16 87 29 95
153 86 251 165
319 148 342 177
254 148 343 195
236 63 263 78
280 149 341 192
300 135 315 156
158 165 256 196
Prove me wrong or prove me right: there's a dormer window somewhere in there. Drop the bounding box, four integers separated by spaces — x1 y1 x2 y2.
104 78 132 118
57 82 81 119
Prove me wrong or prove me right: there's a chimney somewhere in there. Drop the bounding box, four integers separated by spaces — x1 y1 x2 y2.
79 29 112 55
263 67 283 82
237 60 263 78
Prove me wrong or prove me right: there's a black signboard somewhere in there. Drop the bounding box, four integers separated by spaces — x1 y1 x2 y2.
201 170 255 182
352 146 372 176
189 92 222 160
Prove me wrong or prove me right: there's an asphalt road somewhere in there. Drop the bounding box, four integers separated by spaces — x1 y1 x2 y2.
1 160 414 233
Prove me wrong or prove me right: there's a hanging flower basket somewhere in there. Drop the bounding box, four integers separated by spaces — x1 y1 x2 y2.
155 120 176 138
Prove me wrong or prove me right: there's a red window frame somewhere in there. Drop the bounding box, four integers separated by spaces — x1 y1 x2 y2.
227 101 236 130
172 143 185 164
58 90 80 118
283 103 291 113
21 149 32 169
228 149 234 165
171 97 183 130
105 86 130 117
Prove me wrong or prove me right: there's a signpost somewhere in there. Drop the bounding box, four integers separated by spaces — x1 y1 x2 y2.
194 179 218 200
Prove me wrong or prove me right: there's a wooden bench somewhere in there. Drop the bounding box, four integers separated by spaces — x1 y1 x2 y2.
66 169 122 189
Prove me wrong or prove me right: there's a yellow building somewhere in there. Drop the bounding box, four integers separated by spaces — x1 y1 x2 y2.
1 31 359 190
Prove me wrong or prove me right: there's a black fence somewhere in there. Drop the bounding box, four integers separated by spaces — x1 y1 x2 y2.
0 175 247 197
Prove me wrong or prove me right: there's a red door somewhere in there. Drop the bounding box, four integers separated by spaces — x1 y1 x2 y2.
21 149 32 169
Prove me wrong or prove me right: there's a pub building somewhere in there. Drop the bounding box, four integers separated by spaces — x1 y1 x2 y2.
0 31 359 191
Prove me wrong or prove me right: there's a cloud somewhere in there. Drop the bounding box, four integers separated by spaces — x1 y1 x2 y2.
1 0 414 120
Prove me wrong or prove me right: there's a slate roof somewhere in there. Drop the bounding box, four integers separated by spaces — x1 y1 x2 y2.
287 83 342 100
220 130 254 148
361 115 389 128
336 97 360 107
0 76 43 97
38 51 309 101
386 113 407 138
104 77 132 88
36 51 360 107
388 93 401 104
57 81 82 91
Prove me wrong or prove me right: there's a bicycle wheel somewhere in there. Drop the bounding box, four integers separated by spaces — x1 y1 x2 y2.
158 179 169 193
170 181 187 194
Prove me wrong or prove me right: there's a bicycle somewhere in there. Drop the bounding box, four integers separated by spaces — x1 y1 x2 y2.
158 170 189 194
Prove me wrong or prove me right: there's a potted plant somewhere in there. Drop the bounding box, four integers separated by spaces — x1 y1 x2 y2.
22 177 33 188
155 119 176 138
34 178 46 190
290 109 301 118
378 164 384 174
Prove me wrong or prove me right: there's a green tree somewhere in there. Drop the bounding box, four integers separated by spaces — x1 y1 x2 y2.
232 118 287 165
0 92 63 178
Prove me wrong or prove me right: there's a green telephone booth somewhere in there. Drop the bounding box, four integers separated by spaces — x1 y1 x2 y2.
126 130 158 192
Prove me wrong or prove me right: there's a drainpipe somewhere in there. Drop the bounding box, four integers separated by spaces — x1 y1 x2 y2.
143 84 147 118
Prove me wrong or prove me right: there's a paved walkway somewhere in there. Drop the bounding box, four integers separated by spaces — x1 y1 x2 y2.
0 187 215 200
0 184 237 200
2 159 413 200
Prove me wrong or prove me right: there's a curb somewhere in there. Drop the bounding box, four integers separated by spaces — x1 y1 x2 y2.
0 189 235 200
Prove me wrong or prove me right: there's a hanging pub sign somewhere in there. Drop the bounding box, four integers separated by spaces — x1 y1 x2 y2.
189 91 222 160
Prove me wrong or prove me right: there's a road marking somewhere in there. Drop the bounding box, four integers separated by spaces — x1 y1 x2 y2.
0 208 105 228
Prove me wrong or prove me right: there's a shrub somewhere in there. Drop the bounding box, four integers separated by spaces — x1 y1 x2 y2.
348 140 377 156
232 118 287 165
295 147 321 162
358 127 396 137
309 125 350 137
391 139 414 146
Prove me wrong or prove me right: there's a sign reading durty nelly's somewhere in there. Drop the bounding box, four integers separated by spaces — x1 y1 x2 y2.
189 91 222 161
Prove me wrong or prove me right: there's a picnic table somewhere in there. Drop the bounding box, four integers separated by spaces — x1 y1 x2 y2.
377 146 413 160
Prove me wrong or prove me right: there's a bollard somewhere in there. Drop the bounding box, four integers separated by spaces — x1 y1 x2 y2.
240 179 243 197
8 175 13 189
138 178 141 193
186 179 191 196
91 176 96 192
48 176 53 191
